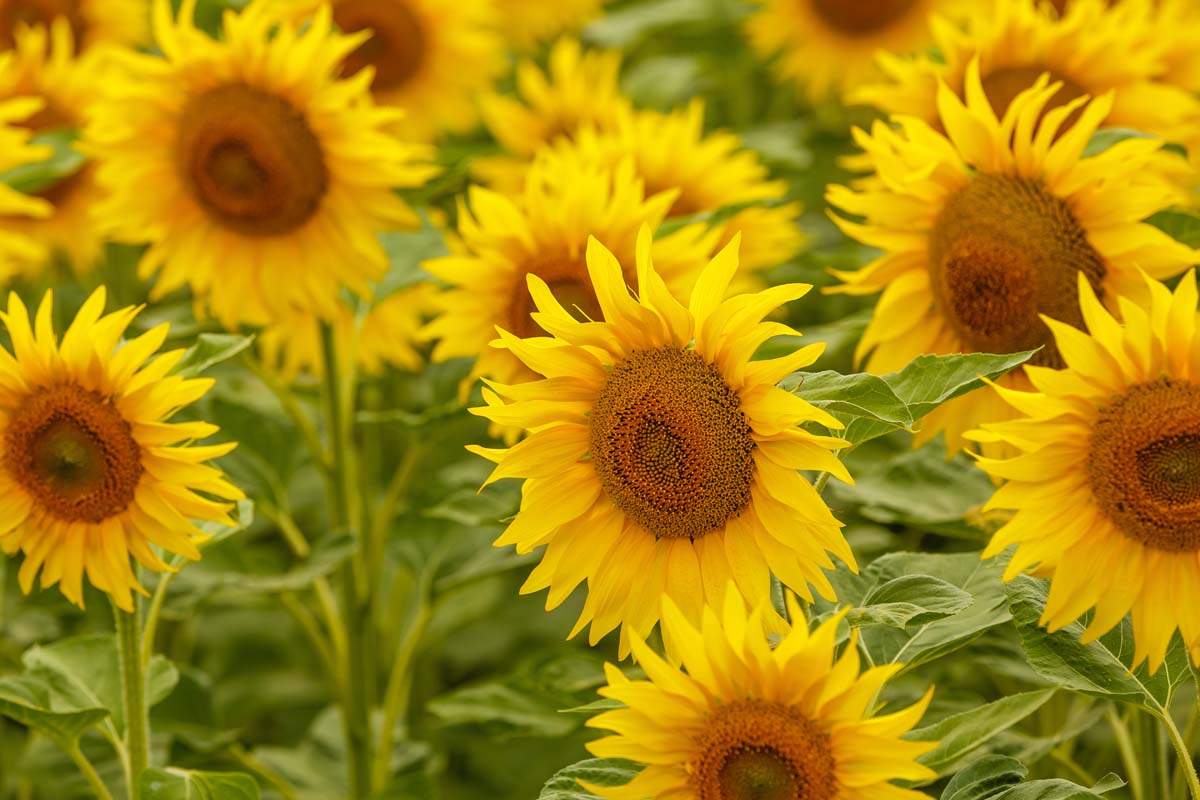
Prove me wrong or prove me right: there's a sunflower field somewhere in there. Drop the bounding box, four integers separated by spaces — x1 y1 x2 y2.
3 0 1200 798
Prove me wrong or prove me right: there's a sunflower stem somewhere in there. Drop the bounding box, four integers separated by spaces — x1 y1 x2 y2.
113 599 149 800
319 323 372 800
1107 707 1145 800
67 744 114 800
1163 704 1200 800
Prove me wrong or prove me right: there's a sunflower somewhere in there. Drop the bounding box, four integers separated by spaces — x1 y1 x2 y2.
0 22 107 275
258 283 436 382
973 271 1200 674
423 148 717 391
556 100 805 277
828 64 1198 455
853 0 1200 153
0 95 50 273
492 0 605 51
0 288 243 611
272 0 506 142
0 0 146 54
468 227 855 658
86 0 436 329
744 0 963 101
585 591 935 799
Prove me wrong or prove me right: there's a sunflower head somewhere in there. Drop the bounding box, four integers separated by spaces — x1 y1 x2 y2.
468 226 856 659
0 0 146 55
0 94 52 273
974 270 1200 673
492 0 605 51
0 288 243 611
829 60 1199 454
584 589 936 799
86 0 436 328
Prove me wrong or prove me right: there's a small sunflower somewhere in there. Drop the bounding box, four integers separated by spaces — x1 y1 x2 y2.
1141 0 1200 95
585 591 936 799
492 0 605 51
86 0 436 329
557 100 805 276
828 64 1198 454
974 271 1200 674
0 288 243 611
0 22 106 275
469 228 855 658
423 149 717 390
744 0 963 101
853 0 1200 152
0 0 146 54
0 95 50 272
258 283 436 382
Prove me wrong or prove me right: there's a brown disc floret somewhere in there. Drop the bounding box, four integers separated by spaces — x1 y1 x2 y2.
333 0 427 91
810 0 917 35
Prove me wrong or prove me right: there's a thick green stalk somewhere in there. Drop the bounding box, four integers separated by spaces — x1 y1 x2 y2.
113 600 148 800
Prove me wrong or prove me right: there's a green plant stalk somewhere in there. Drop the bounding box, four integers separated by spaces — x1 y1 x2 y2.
113 599 148 800
1108 707 1145 800
373 586 432 793
1163 705 1200 800
320 324 372 800
66 745 114 800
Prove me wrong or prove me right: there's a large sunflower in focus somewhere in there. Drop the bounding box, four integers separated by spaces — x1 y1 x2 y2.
492 0 604 51
0 0 145 54
469 229 855 658
974 272 1200 674
828 64 1198 454
0 288 242 611
854 0 1200 151
744 0 963 101
586 592 935 798
87 0 435 329
0 95 50 272
0 22 105 274
423 150 717 389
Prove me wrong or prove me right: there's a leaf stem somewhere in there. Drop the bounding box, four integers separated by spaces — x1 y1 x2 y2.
241 352 330 477
113 599 149 800
66 744 114 800
372 586 431 793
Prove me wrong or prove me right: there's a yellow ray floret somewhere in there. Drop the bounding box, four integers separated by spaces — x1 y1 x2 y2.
492 0 605 51
469 226 856 659
829 61 1199 455
0 287 243 611
973 271 1200 675
0 94 51 274
0 0 147 55
86 0 436 328
584 588 936 799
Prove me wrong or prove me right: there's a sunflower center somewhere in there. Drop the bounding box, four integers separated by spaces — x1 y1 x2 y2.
928 173 1104 367
693 700 837 800
4 384 143 523
980 65 1088 128
334 0 427 91
176 82 328 237
1089 378 1200 552
810 0 917 34
0 0 85 50
508 255 603 339
589 347 756 540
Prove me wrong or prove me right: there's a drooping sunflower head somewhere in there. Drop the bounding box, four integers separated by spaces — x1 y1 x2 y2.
584 589 936 799
828 61 1199 454
0 0 146 54
0 20 107 275
468 226 856 658
0 94 51 274
744 0 962 101
86 0 436 329
0 288 243 611
973 270 1200 673
423 148 717 390
491 0 605 51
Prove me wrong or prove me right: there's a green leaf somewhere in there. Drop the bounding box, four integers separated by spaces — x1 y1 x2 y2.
141 768 260 800
584 0 746 47
538 758 642 800
848 574 973 629
909 689 1057 776
1147 208 1200 248
376 211 448 299
0 128 85 195
1084 127 1188 159
0 675 109 748
174 333 255 377
997 779 1123 799
1005 575 1192 714
941 755 1026 800
887 351 1038 422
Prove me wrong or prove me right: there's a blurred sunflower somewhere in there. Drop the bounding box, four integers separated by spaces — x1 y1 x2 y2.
558 100 804 277
853 0 1200 152
0 95 50 273
87 0 435 329
586 592 935 798
423 149 717 390
258 283 436 382
974 271 1200 674
0 22 105 275
469 228 854 658
828 64 1198 454
744 0 963 101
492 0 605 51
0 288 242 611
0 0 146 54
